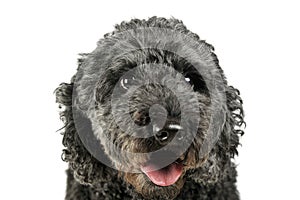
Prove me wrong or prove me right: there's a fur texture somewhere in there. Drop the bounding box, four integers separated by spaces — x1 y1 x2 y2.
55 17 245 200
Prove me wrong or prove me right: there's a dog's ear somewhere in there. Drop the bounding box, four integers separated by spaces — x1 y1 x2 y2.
220 85 245 157
55 71 115 186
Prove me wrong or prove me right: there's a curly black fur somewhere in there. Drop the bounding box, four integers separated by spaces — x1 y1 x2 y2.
55 16 245 200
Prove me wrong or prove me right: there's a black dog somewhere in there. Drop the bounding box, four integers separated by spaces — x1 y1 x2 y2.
55 16 245 200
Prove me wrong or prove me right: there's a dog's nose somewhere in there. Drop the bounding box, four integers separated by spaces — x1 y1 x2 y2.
155 130 170 144
154 123 183 145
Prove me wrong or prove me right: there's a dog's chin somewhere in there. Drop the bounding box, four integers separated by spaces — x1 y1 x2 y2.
124 164 185 200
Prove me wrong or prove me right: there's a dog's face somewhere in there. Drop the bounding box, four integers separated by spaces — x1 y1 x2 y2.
67 18 244 200
92 51 211 198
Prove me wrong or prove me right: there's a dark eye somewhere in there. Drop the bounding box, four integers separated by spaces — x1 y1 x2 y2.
184 74 194 85
120 76 135 90
184 73 208 94
184 77 191 83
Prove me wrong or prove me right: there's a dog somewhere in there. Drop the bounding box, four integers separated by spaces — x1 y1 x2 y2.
55 16 245 200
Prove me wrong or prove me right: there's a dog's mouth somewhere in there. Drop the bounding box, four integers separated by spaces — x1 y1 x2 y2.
141 161 183 186
140 152 185 187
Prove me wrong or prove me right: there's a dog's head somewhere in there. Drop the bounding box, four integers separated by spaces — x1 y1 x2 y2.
56 17 245 199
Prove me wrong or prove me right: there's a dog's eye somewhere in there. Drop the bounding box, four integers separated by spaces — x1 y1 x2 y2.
120 76 135 90
184 73 207 93
184 77 191 83
184 75 193 85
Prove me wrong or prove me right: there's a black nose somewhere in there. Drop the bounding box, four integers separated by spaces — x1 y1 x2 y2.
155 130 170 143
154 124 182 145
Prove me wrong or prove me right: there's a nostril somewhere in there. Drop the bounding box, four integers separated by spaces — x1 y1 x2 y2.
156 131 169 142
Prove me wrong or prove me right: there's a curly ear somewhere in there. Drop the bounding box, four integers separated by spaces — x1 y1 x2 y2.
55 60 115 186
223 85 245 157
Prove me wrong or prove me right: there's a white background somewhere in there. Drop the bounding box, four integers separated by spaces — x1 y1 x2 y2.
0 0 299 199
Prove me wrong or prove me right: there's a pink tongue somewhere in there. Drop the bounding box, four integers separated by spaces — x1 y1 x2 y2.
141 163 183 186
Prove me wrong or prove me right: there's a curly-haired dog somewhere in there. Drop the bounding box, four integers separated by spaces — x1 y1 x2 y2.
55 17 245 200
